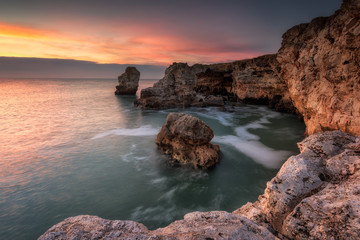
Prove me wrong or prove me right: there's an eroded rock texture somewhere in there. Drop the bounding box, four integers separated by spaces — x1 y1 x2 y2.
39 212 278 240
115 67 140 95
277 0 360 136
135 55 295 112
134 63 228 109
235 131 360 240
232 54 295 113
155 113 220 169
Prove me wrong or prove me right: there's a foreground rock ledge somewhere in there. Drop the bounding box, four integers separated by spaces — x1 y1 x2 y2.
156 113 220 169
39 131 360 240
115 67 140 95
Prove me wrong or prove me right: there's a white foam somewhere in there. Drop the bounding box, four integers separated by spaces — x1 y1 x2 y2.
214 135 291 169
91 125 159 139
150 177 167 184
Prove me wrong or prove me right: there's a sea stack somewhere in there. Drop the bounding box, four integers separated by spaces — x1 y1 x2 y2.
115 67 140 95
156 113 220 169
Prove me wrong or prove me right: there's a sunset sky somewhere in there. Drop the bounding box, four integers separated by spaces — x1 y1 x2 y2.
0 0 341 77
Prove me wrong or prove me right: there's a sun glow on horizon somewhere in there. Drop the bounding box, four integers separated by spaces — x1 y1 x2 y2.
0 21 264 66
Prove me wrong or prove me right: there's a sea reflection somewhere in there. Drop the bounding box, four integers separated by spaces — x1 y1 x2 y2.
0 78 305 240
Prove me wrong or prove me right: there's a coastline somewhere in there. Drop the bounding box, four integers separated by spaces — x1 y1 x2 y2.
39 0 360 239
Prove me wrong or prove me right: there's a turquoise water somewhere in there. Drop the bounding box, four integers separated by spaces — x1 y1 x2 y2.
0 78 305 239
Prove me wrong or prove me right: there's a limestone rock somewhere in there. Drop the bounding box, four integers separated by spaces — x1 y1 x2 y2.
39 212 278 240
235 131 360 239
152 211 279 240
134 62 228 109
277 0 360 136
155 113 220 169
115 67 140 95
38 215 152 240
232 54 295 113
135 59 296 113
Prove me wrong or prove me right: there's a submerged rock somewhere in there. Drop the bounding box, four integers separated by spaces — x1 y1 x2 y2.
115 67 140 95
155 113 220 169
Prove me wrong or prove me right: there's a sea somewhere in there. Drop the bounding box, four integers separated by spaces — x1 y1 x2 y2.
0 78 305 239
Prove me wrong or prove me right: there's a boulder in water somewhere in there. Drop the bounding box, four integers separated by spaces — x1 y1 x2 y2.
115 67 140 95
156 113 220 169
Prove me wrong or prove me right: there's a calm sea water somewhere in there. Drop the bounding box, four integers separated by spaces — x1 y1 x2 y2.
0 78 305 240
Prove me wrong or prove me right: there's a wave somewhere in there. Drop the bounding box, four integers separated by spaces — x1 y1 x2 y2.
214 135 291 169
91 125 159 139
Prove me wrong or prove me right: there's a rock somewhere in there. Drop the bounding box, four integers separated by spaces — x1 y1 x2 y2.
155 113 220 169
232 54 295 113
38 215 151 240
39 131 360 240
115 67 140 95
235 130 360 239
277 0 360 136
152 211 279 240
135 58 296 113
134 62 226 109
39 212 278 240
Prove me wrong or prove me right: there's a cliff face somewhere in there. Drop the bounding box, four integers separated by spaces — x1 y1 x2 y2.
232 54 295 112
277 0 360 136
135 55 296 113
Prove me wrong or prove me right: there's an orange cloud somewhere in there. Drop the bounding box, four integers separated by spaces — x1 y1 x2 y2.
0 21 264 66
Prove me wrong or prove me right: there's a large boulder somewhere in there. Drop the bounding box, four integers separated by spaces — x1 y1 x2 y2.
155 113 220 169
39 212 278 240
115 67 140 95
277 0 360 136
234 130 360 239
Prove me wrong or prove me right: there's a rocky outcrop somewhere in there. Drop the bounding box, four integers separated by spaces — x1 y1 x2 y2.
277 0 360 136
155 113 220 169
135 55 296 112
40 1 360 239
134 63 228 109
232 54 295 113
115 67 140 95
234 130 360 239
39 131 360 240
39 212 278 240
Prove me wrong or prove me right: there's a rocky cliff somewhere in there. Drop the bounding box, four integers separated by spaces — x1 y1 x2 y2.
277 0 360 136
135 55 296 113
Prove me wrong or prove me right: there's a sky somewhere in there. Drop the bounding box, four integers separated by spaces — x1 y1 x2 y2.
0 0 342 78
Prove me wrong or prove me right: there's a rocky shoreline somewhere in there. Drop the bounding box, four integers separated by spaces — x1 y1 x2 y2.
38 131 360 239
39 0 360 239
